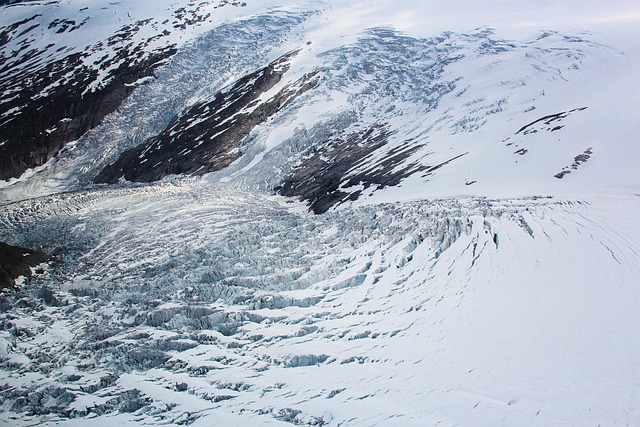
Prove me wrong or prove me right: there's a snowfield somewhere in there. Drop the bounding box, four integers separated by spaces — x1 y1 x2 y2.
1 0 640 426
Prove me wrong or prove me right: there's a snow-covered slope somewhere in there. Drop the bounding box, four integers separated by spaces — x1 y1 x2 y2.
1 0 638 206
1 1 640 426
0 0 319 182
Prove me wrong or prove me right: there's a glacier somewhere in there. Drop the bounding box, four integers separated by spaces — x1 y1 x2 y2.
1 0 640 426
2 185 639 426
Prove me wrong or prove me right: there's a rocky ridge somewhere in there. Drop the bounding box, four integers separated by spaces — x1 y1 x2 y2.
95 50 320 183
0 0 251 181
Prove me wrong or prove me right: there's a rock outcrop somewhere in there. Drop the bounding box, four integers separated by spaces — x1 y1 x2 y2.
0 241 51 290
95 50 319 184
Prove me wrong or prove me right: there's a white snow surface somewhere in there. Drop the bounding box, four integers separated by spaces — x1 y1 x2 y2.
1 1 640 426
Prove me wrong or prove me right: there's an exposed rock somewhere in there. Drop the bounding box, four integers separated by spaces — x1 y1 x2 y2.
514 107 587 136
555 147 593 179
278 124 427 214
0 1 41 5
506 107 589 163
0 241 51 290
0 2 250 181
0 8 178 181
95 50 320 184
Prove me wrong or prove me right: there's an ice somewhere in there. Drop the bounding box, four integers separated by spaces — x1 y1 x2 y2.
1 185 639 425
1 0 640 426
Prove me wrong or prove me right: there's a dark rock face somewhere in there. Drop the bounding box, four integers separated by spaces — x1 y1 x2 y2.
0 12 177 180
278 125 426 214
555 147 593 179
0 241 51 290
0 48 175 181
503 107 590 179
514 107 588 135
1 1 248 182
95 50 319 184
278 125 471 214
0 1 40 5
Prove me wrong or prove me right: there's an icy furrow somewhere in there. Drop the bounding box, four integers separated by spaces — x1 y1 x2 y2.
1 183 639 425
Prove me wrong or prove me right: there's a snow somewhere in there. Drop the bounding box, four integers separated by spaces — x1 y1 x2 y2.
2 186 639 426
1 0 640 426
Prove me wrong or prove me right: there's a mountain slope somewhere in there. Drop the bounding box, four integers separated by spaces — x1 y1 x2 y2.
86 23 639 213
1 1 640 426
94 50 320 184
0 0 316 181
